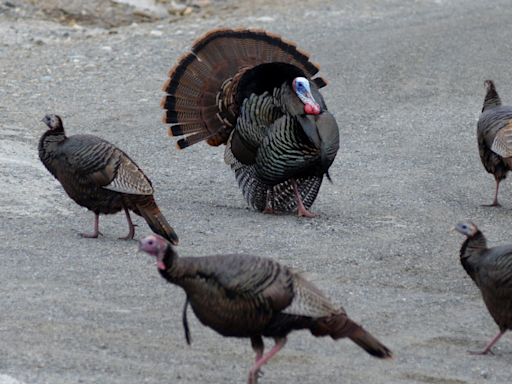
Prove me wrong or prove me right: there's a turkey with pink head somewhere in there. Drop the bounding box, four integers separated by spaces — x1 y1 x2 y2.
138 234 392 384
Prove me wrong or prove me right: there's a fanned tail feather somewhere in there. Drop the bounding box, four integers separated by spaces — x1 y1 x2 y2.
162 28 326 149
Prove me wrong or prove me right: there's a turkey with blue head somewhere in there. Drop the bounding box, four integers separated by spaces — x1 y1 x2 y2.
161 28 340 217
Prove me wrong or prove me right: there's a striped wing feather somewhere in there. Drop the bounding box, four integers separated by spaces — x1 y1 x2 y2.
478 249 512 328
282 273 344 318
103 153 154 195
491 122 512 158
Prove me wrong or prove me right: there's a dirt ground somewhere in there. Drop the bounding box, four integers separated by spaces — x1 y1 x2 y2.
1 0 512 383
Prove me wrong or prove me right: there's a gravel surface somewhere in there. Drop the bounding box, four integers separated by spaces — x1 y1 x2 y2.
2 0 512 383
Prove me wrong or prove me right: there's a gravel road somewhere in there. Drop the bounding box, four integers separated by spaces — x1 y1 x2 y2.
2 0 512 383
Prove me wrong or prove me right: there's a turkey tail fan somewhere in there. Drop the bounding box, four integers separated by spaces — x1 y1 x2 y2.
313 313 392 360
162 28 327 149
132 198 180 245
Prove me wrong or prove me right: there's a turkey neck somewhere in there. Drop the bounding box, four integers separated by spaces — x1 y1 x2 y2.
460 231 487 281
39 126 66 147
158 245 182 282
38 129 67 171
482 88 502 112
274 82 305 116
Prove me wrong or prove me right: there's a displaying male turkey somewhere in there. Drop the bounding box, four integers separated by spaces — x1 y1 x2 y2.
39 114 179 243
454 222 512 354
138 235 392 384
477 80 512 206
161 28 340 217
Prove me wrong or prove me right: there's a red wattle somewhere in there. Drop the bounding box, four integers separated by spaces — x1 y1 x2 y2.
304 103 320 115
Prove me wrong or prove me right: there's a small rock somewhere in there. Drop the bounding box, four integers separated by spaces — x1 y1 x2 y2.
132 10 153 19
192 0 211 7
150 30 163 37
253 16 275 22
183 6 194 16
168 1 187 14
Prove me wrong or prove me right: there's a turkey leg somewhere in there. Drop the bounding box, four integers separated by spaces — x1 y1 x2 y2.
482 180 501 207
248 337 286 384
291 179 317 217
119 207 136 240
469 330 506 355
80 213 103 238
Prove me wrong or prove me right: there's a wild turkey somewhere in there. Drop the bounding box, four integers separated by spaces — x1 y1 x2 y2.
39 114 179 243
138 235 392 384
477 80 512 206
161 28 339 217
454 222 512 354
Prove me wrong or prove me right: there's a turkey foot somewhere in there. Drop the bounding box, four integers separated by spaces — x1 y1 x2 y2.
469 348 495 355
262 199 282 215
248 337 286 384
80 214 103 238
481 202 501 207
291 179 318 217
262 206 282 215
295 205 318 218
469 330 504 355
80 231 103 238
